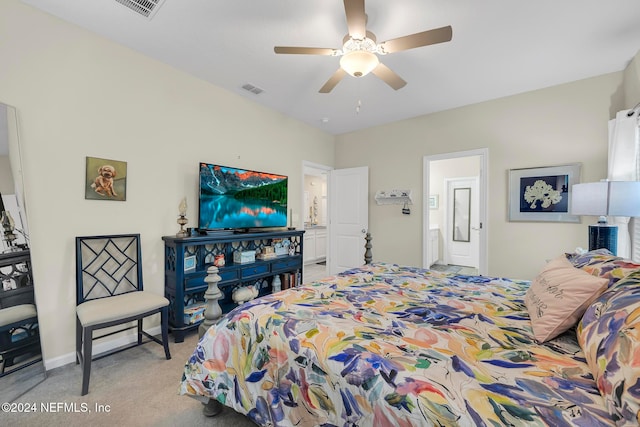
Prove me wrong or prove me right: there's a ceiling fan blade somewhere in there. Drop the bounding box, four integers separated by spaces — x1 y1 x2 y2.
319 69 347 93
274 46 337 55
380 25 452 54
371 63 407 90
344 0 366 39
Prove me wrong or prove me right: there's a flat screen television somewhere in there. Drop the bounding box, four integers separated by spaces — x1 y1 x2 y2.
198 162 288 231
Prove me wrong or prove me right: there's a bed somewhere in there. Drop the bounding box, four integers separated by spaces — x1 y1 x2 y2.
179 250 640 426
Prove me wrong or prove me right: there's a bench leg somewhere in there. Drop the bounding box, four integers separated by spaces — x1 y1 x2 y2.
81 326 93 396
138 319 143 345
75 317 82 364
161 308 171 360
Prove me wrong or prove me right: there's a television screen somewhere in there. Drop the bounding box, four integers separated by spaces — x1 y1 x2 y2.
198 162 288 231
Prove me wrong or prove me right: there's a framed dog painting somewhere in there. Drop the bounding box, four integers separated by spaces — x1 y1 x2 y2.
85 156 127 201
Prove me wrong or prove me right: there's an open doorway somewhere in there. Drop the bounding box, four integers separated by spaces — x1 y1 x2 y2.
302 161 331 283
423 149 488 275
301 162 369 280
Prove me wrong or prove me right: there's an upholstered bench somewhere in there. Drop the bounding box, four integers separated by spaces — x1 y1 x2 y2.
0 304 36 328
76 292 168 327
0 303 39 374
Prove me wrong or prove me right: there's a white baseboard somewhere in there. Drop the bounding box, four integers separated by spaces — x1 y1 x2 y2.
44 325 162 371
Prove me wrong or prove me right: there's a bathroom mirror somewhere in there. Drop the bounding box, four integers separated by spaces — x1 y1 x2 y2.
0 102 46 403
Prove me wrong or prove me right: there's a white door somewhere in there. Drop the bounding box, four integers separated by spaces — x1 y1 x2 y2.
445 177 479 268
328 166 369 275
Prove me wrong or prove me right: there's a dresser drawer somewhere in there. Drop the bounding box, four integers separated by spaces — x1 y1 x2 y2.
184 269 238 290
272 258 300 273
184 275 206 291
240 263 269 279
218 269 239 282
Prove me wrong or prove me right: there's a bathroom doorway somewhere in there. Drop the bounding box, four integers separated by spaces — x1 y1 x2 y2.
302 162 330 282
423 149 488 275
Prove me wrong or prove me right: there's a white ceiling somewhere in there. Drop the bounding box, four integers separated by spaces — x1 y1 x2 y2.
18 0 640 135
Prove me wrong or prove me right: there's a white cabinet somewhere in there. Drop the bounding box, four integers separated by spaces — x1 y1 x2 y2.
304 227 327 264
315 229 326 261
304 232 315 264
429 226 439 266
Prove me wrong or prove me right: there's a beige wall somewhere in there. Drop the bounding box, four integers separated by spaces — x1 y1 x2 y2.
623 50 640 108
0 1 334 366
336 73 625 280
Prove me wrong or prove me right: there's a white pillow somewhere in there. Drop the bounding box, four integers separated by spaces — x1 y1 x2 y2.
525 255 608 343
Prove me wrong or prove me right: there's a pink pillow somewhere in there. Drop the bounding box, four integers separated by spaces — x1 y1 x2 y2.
525 255 608 343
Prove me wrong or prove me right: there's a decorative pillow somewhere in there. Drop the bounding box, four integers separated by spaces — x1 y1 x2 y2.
525 255 608 343
578 270 640 425
566 248 619 268
566 249 640 288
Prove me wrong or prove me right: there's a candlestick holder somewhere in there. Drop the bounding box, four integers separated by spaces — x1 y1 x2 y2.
1 210 18 252
176 198 189 238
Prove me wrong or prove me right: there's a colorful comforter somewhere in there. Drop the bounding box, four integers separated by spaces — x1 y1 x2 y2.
180 263 612 426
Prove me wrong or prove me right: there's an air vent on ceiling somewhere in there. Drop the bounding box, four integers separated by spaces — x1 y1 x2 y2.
241 83 265 95
115 0 166 19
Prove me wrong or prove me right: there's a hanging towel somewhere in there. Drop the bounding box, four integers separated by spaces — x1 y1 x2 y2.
608 109 640 259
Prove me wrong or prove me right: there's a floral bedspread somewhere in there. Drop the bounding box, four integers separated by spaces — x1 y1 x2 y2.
180 263 612 426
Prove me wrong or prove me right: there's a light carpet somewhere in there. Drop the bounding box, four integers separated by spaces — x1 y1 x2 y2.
4 332 256 427
5 264 330 426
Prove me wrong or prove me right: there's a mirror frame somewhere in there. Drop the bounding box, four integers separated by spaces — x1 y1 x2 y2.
0 102 46 402
453 187 471 243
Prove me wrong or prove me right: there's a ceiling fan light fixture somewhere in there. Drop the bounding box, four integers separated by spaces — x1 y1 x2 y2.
340 50 379 77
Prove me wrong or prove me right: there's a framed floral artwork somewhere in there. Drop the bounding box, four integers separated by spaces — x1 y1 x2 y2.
508 163 581 222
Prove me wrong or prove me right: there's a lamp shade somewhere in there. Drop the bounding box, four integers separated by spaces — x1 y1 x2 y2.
340 51 379 77
571 181 640 217
571 180 640 255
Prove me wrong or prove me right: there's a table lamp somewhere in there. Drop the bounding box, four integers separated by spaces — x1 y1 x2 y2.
571 181 640 255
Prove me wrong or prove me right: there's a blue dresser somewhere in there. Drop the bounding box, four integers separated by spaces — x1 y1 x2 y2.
162 230 304 342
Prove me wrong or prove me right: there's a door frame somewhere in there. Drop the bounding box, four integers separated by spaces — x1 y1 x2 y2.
423 148 488 275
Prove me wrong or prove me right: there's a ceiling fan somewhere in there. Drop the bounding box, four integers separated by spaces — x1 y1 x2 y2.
274 0 453 93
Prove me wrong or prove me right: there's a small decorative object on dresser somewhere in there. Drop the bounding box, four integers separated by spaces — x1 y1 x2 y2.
233 250 256 264
0 210 17 252
176 197 189 237
257 246 276 260
272 274 281 292
231 285 259 305
183 303 206 325
213 254 225 267
183 255 196 273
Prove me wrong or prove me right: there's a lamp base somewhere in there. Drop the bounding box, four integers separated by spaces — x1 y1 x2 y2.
588 224 618 255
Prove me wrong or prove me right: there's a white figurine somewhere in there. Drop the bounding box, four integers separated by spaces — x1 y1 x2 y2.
232 285 259 304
